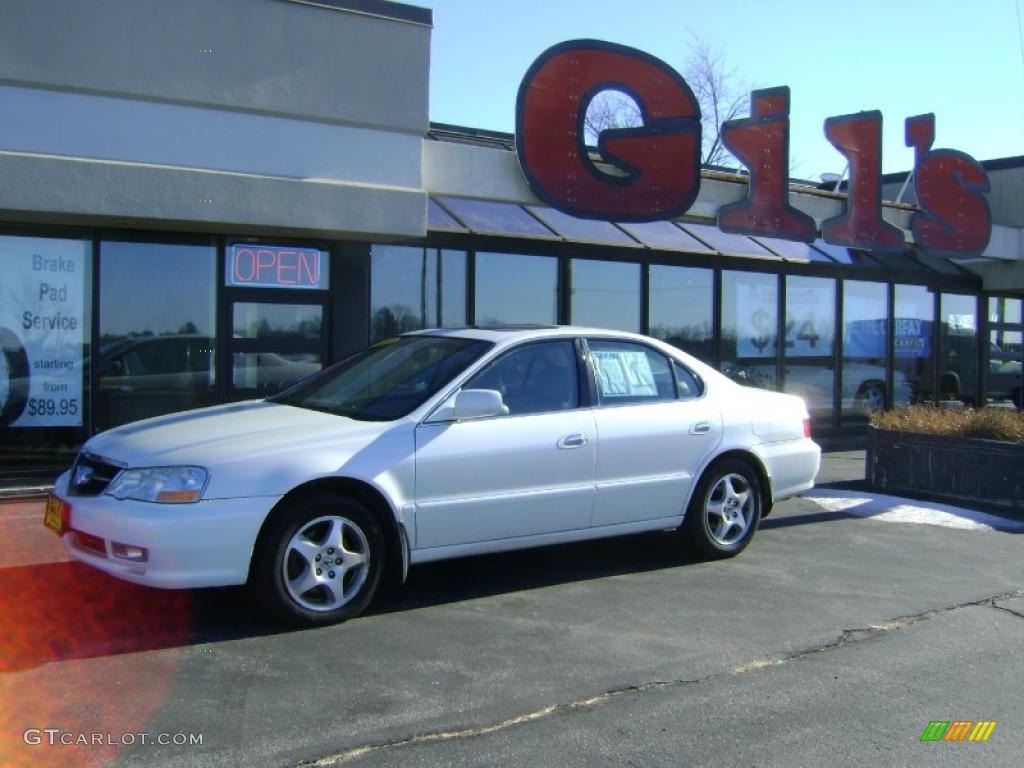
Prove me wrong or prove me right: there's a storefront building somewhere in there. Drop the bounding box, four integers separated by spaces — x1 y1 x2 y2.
1 0 1022 480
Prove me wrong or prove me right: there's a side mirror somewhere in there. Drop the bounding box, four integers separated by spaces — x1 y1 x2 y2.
452 389 509 420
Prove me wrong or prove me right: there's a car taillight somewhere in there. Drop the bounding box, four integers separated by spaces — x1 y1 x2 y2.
803 418 812 438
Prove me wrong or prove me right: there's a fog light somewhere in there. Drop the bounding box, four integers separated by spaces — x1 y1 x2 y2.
111 542 149 563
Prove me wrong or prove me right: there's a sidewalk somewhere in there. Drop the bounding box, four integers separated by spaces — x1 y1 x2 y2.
807 449 1024 532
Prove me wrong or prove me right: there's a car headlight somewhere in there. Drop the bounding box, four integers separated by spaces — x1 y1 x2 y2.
106 466 209 503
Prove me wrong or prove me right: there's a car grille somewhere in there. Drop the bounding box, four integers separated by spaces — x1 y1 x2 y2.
66 453 123 497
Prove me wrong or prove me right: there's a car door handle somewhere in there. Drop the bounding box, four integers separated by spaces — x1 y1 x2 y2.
557 433 589 449
690 421 712 435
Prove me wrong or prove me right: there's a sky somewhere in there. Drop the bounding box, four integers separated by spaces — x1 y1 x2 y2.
424 0 1024 178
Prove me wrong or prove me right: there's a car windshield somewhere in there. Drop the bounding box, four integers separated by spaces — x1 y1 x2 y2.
271 335 492 421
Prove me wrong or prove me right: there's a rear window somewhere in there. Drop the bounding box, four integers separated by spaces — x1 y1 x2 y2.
588 340 676 405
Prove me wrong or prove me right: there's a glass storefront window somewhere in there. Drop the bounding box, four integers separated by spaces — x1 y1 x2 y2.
720 271 778 389
893 284 934 405
648 265 713 363
988 330 1022 408
232 352 322 393
939 294 978 405
98 241 216 430
842 280 889 422
475 252 558 326
233 303 323 340
370 246 467 342
0 235 92 471
784 276 836 424
986 296 1022 408
989 297 1022 324
570 259 640 332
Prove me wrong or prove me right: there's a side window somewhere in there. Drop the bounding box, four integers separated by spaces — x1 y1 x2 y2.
588 339 675 405
672 360 704 400
465 340 579 415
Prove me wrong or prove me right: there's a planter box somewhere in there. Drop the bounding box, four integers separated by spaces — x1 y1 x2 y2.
866 426 1024 511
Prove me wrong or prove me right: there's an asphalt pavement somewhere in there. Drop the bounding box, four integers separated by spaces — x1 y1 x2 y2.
0 451 1021 768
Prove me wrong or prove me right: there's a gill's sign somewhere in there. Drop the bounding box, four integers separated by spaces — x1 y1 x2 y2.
515 40 991 258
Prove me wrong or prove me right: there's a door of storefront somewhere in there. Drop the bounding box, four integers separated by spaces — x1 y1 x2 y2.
221 243 331 400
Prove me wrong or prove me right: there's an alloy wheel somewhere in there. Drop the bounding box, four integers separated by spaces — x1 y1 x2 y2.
282 515 370 612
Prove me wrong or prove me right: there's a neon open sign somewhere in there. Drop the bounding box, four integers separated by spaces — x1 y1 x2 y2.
227 245 328 290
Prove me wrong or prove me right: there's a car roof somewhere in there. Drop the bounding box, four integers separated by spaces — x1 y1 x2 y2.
404 325 656 344
403 325 734 388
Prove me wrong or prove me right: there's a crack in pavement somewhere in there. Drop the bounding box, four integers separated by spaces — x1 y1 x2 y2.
297 587 1024 767
991 602 1024 619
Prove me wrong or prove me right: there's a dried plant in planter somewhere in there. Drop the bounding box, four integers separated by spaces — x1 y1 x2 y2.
871 405 1024 443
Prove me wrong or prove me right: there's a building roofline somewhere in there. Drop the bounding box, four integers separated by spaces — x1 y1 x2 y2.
286 0 432 27
882 154 1024 183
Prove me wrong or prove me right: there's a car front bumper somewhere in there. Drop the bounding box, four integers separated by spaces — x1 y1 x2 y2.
54 472 280 589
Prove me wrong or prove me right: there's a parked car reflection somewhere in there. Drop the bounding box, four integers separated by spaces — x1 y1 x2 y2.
95 335 320 429
723 361 913 419
987 343 1023 407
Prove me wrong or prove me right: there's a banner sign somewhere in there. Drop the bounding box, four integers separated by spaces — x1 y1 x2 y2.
0 237 88 428
785 284 833 358
735 283 778 359
516 40 992 258
844 318 932 359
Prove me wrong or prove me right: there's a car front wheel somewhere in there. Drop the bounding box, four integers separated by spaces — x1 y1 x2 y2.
252 493 384 626
682 459 762 559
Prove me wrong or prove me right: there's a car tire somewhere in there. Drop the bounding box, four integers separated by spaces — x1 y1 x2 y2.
682 458 762 559
251 492 385 626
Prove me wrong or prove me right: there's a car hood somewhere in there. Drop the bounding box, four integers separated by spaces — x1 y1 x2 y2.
83 400 393 469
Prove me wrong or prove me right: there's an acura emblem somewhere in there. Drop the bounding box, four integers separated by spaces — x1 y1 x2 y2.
73 465 94 487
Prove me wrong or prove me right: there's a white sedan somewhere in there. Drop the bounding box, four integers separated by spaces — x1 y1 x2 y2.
46 326 820 625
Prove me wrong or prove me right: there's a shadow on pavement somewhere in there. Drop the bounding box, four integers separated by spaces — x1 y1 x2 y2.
370 532 694 617
759 510 854 529
0 532 699 670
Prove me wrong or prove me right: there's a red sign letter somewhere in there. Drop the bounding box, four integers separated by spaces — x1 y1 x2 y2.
516 39 702 221
718 87 815 242
905 114 991 258
234 248 256 282
821 111 904 252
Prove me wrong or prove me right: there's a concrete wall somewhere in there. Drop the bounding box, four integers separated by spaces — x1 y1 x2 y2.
979 164 1024 229
0 0 431 239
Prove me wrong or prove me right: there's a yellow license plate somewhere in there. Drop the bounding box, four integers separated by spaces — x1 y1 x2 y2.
43 494 69 535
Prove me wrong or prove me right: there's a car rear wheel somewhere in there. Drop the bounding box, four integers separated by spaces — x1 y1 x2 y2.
682 459 761 559
252 493 384 626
